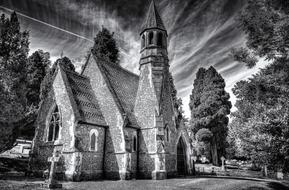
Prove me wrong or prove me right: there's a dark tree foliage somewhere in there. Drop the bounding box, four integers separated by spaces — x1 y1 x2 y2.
228 0 289 172
0 12 29 122
229 58 289 172
195 128 213 142
190 66 231 166
26 50 51 107
92 27 119 64
231 0 289 68
40 56 75 101
168 72 187 124
0 12 31 152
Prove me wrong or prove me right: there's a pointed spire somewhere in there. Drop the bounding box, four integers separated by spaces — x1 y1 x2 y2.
140 0 166 34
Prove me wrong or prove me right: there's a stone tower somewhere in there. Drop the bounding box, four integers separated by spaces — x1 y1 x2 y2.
134 0 175 179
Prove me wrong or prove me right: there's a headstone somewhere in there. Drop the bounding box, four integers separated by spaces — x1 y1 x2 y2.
263 165 268 177
126 153 131 171
159 154 165 170
43 149 62 189
191 156 197 175
221 156 225 171
277 170 284 180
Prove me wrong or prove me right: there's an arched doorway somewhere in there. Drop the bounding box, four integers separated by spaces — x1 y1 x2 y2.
177 137 187 176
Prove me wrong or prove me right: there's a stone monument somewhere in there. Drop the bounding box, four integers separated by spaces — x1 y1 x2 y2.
43 149 62 189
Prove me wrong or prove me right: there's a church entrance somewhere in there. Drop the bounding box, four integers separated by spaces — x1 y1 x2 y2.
177 137 187 176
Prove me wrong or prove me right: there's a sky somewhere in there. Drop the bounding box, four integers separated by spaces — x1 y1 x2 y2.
0 0 267 118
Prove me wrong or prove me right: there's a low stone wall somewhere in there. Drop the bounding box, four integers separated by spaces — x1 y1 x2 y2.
195 164 289 180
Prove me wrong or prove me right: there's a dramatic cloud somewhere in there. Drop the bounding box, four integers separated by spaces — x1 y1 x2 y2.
0 0 267 118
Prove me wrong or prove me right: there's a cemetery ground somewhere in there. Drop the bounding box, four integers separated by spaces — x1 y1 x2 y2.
0 176 289 190
0 156 288 190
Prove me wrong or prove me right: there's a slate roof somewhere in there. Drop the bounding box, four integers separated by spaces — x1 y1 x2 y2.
93 56 140 128
141 0 166 34
60 65 107 126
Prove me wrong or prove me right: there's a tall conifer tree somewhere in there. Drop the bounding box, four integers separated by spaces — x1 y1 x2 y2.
0 12 30 153
190 66 231 165
92 27 119 64
0 12 29 122
26 50 51 107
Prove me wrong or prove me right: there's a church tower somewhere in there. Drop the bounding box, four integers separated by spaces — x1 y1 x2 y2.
139 0 168 103
134 0 173 180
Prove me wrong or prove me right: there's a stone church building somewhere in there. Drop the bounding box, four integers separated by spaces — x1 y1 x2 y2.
30 0 192 180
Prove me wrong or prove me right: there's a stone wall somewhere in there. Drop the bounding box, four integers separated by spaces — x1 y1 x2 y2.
124 128 138 178
76 124 106 180
30 90 57 175
82 56 126 179
30 68 79 178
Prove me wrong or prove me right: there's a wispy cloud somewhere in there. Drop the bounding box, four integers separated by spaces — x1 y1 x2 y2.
0 0 268 118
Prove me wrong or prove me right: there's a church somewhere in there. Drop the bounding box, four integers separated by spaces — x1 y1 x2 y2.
30 0 192 180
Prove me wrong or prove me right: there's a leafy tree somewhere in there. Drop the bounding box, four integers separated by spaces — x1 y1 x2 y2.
196 128 213 142
228 0 289 173
0 11 29 122
190 66 231 166
26 50 51 107
231 0 289 68
0 12 30 152
40 56 75 101
92 27 119 64
229 59 289 172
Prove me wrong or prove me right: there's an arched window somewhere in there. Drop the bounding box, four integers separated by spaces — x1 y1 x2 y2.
141 34 145 48
157 32 163 47
133 136 137 152
48 106 61 142
90 130 98 151
148 32 154 45
91 133 96 151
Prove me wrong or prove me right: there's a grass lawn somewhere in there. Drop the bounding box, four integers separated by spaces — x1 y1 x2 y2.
0 176 288 190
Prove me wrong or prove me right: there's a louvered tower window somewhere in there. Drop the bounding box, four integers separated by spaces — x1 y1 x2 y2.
141 34 145 48
148 32 154 45
157 32 162 47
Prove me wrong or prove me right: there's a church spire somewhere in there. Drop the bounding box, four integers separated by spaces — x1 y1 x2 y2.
140 0 166 35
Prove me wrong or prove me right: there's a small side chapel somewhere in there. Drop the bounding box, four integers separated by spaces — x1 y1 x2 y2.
30 0 192 180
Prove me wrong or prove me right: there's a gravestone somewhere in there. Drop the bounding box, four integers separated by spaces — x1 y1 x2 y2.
221 156 225 171
159 154 165 170
191 156 197 175
277 169 284 180
43 149 62 189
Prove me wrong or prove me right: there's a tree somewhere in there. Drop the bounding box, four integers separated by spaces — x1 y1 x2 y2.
168 72 187 123
190 66 231 166
0 11 29 122
26 50 51 107
228 0 289 173
229 59 289 172
40 56 75 101
0 12 30 153
92 27 119 64
231 0 289 68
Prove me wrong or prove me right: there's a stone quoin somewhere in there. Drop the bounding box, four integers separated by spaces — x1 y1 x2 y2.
29 0 192 181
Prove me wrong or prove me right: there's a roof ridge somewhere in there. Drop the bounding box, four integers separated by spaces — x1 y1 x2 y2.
62 66 90 81
92 54 139 79
57 64 82 120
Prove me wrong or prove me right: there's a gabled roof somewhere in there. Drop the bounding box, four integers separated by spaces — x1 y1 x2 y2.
140 0 166 34
92 55 140 128
59 65 107 127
